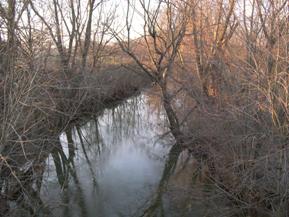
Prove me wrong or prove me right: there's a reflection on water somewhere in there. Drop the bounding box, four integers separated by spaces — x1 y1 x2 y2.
41 94 173 217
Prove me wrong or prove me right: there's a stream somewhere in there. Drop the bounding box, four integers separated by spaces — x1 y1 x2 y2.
40 93 175 217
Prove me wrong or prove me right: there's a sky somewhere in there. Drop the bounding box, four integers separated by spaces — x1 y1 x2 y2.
110 0 159 39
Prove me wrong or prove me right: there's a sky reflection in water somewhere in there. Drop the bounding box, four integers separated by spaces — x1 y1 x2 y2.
41 94 172 217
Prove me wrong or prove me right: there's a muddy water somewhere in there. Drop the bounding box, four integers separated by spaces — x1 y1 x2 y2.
40 94 174 217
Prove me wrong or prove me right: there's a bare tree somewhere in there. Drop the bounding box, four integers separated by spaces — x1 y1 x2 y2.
29 0 109 82
190 0 238 97
256 0 287 75
113 0 191 142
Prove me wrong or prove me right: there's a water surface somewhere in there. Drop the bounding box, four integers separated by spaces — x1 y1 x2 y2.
41 94 173 217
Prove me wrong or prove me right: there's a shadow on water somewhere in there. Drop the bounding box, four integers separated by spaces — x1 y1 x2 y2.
139 144 183 217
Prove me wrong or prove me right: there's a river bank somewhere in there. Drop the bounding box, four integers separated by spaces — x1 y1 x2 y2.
0 65 151 216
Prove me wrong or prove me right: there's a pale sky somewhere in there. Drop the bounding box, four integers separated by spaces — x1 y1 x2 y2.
111 0 159 39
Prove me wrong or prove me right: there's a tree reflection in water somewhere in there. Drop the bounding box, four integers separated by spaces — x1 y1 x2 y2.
41 93 172 217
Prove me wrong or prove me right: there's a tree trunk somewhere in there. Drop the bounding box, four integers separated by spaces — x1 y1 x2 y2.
160 82 184 144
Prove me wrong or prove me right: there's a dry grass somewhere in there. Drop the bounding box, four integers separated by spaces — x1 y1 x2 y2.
166 55 289 216
0 58 150 216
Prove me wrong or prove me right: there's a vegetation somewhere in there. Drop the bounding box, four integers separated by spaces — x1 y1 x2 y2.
0 0 288 216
